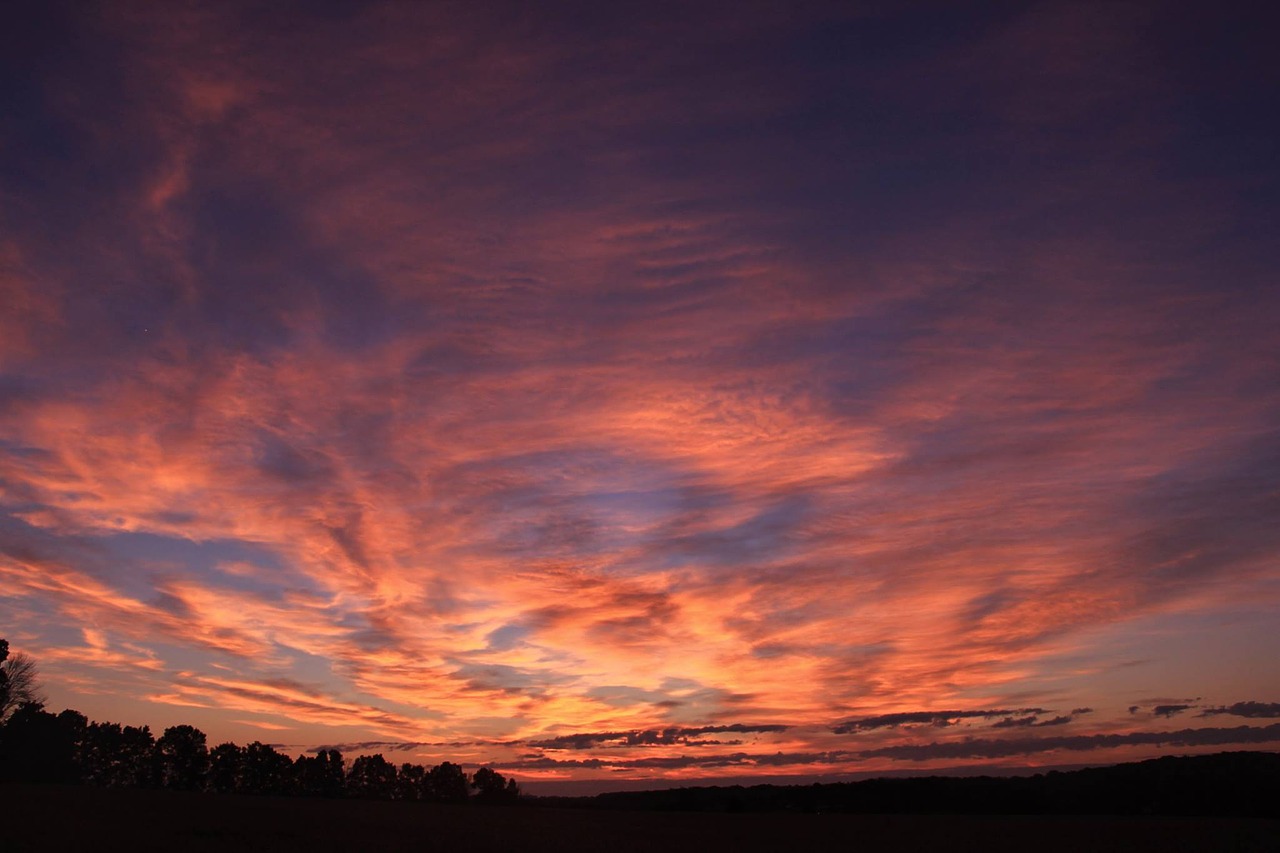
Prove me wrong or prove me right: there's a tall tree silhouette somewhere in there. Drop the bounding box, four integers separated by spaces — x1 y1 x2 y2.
0 639 8 714
156 724 209 791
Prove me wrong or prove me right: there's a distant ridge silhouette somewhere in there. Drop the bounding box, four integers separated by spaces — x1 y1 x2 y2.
534 752 1280 818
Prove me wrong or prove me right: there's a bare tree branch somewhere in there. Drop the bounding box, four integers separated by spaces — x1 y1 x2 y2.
1 650 45 719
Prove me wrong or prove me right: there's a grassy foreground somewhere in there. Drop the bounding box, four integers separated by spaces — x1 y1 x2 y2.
3 783 1277 852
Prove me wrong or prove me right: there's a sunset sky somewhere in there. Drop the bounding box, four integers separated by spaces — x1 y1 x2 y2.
2 1 1278 791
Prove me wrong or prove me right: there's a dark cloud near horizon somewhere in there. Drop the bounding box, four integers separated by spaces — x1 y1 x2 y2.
306 740 491 755
832 709 1049 734
497 723 1280 771
528 723 790 750
1200 702 1280 719
494 750 859 773
992 714 1073 729
1153 704 1194 718
860 724 1280 762
305 724 791 755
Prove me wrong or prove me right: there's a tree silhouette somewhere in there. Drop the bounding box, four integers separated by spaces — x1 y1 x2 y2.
0 645 44 720
348 753 398 799
472 766 519 803
293 748 345 797
209 742 244 793
0 703 85 783
0 639 8 714
319 749 346 796
240 741 294 795
82 721 156 788
397 762 427 801
156 724 209 790
428 761 470 802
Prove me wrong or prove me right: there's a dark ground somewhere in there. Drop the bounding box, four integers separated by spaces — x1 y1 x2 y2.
2 784 1277 853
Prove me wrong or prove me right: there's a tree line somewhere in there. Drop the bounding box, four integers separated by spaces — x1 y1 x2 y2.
0 641 518 803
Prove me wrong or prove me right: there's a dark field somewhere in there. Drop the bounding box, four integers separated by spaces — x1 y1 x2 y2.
3 784 1277 853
